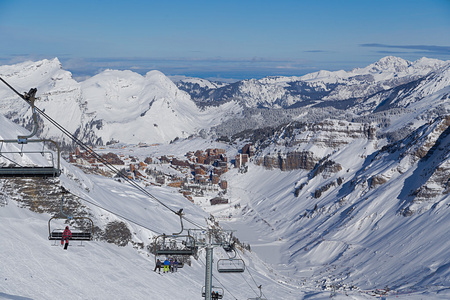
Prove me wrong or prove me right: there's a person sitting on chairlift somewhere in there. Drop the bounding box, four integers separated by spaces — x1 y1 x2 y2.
62 226 72 250
173 259 179 272
154 259 162 273
163 259 170 273
169 258 174 272
211 291 219 300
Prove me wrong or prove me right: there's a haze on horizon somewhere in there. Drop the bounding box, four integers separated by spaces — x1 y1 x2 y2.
1 0 450 81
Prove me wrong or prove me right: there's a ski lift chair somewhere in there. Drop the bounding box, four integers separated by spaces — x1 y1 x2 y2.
217 243 245 273
48 191 94 244
154 209 196 256
0 140 61 177
217 257 245 273
0 87 61 178
48 216 94 242
154 234 196 256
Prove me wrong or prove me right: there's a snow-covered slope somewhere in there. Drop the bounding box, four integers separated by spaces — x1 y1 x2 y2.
0 115 298 300
2 56 450 299
213 116 450 297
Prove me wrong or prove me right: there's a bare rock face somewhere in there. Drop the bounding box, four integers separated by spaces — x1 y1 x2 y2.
253 120 372 171
368 174 388 189
256 151 317 171
311 158 343 179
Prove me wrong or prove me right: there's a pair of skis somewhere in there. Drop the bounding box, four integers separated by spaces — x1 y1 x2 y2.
61 240 69 250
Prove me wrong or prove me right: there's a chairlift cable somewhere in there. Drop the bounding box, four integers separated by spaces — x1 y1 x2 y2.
1 77 206 235
183 215 207 230
0 153 23 167
37 105 175 208
32 104 207 231
0 77 27 101
0 76 178 214
69 191 163 235
235 250 269 299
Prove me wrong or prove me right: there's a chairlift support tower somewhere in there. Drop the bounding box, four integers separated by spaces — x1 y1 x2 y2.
190 228 236 300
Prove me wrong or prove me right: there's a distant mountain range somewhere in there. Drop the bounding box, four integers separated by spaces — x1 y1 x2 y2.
177 56 448 109
1 56 449 148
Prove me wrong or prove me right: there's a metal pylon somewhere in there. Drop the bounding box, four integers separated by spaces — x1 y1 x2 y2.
205 245 213 300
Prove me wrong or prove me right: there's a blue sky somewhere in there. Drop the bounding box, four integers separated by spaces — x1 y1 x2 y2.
1 0 450 81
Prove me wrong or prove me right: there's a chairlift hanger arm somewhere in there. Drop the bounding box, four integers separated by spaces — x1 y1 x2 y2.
173 209 184 235
0 77 41 141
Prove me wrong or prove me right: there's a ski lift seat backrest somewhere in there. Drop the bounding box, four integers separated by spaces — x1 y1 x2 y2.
49 229 92 241
217 258 245 273
48 216 94 241
0 166 60 177
154 234 195 256
156 248 194 255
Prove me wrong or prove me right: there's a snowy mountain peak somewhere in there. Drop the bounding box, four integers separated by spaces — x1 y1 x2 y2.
368 55 411 72
0 58 70 88
173 76 226 90
413 56 449 69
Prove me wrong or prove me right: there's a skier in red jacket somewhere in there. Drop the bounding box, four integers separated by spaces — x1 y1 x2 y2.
62 226 72 250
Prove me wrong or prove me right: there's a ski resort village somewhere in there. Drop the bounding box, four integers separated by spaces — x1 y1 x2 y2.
1 56 450 300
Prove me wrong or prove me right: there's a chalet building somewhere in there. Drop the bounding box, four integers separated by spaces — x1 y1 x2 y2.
186 151 196 163
168 181 183 188
159 156 171 163
212 174 219 184
215 160 228 170
101 152 125 165
213 167 227 177
210 197 228 205
242 144 255 156
195 174 207 184
172 158 190 168
182 190 193 202
195 166 206 176
134 170 144 179
220 180 228 190
197 155 206 164
235 154 249 168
